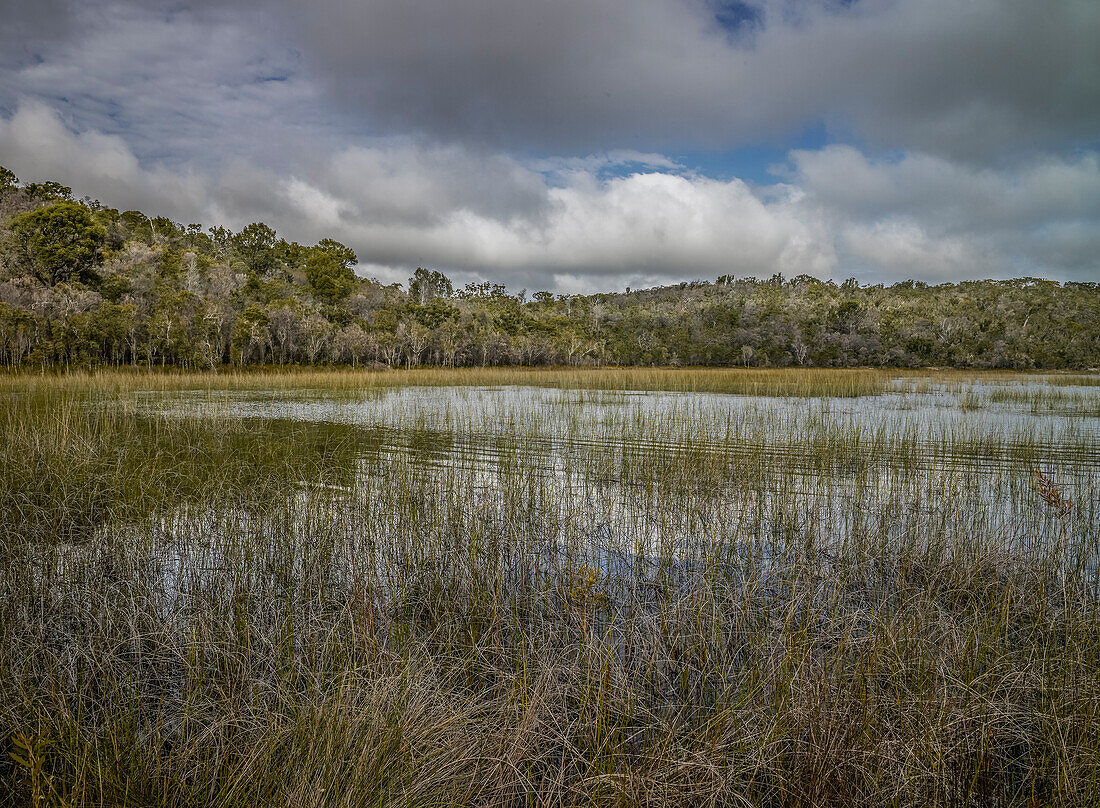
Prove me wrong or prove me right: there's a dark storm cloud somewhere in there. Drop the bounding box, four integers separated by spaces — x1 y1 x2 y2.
20 0 1090 161
0 0 78 67
273 0 1100 160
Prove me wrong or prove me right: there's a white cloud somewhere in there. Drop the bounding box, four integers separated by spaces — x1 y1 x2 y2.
2 103 1097 292
0 101 209 214
1 1 1095 291
840 220 997 281
789 146 1100 229
784 145 1100 280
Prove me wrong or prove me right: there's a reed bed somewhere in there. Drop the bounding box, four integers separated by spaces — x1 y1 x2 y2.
1 371 1098 807
0 366 897 398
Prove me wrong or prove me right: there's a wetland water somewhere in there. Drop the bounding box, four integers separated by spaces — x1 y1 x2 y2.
6 371 1100 805
143 375 1100 563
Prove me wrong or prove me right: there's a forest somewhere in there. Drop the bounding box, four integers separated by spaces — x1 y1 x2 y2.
1 165 1097 370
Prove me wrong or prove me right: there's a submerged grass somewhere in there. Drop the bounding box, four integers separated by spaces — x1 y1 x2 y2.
1 370 1098 807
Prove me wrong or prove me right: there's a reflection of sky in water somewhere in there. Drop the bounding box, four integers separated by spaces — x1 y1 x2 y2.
144 379 1100 465
150 378 1099 428
139 377 1100 522
99 376 1100 594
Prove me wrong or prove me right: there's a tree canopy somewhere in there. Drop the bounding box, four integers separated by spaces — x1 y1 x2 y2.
7 201 107 286
0 165 1097 370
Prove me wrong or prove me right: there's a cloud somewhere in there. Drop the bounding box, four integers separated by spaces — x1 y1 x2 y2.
0 3 330 170
3 1 1097 165
322 144 549 226
0 0 1095 293
0 0 78 67
0 101 209 214
785 145 1100 280
840 221 998 281
2 103 1097 292
788 146 1100 229
274 0 1100 159
0 102 831 289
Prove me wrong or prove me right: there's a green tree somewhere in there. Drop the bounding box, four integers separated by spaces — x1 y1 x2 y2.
409 268 454 304
232 304 271 364
305 252 356 304
0 166 17 191
8 202 107 286
23 181 72 202
314 238 357 269
410 297 460 330
207 225 234 258
233 222 279 275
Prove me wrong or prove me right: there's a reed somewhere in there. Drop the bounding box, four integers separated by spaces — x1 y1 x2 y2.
1 365 895 398
1 370 1097 807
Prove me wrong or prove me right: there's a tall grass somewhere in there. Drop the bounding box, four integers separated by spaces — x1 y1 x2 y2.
1 366 897 398
1 371 1098 806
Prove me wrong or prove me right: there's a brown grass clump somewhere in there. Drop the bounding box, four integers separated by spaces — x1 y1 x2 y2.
1034 468 1073 518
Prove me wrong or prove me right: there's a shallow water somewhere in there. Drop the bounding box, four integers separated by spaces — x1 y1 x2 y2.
131 376 1099 562
18 373 1094 635
144 377 1100 472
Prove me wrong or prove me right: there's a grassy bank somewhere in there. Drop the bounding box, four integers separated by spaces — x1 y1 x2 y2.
1 370 1098 806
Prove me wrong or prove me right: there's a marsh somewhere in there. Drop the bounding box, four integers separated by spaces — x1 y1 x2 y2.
2 368 1098 807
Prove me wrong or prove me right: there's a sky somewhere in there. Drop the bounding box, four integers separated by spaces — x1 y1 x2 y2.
0 0 1097 293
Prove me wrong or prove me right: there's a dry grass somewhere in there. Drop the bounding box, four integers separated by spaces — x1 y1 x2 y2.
1 370 1098 807
1 365 897 397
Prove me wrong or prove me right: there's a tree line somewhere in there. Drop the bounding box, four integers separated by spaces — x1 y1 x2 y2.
0 166 1097 370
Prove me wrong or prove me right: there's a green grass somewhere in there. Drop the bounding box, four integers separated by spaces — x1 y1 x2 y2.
1 369 1098 807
